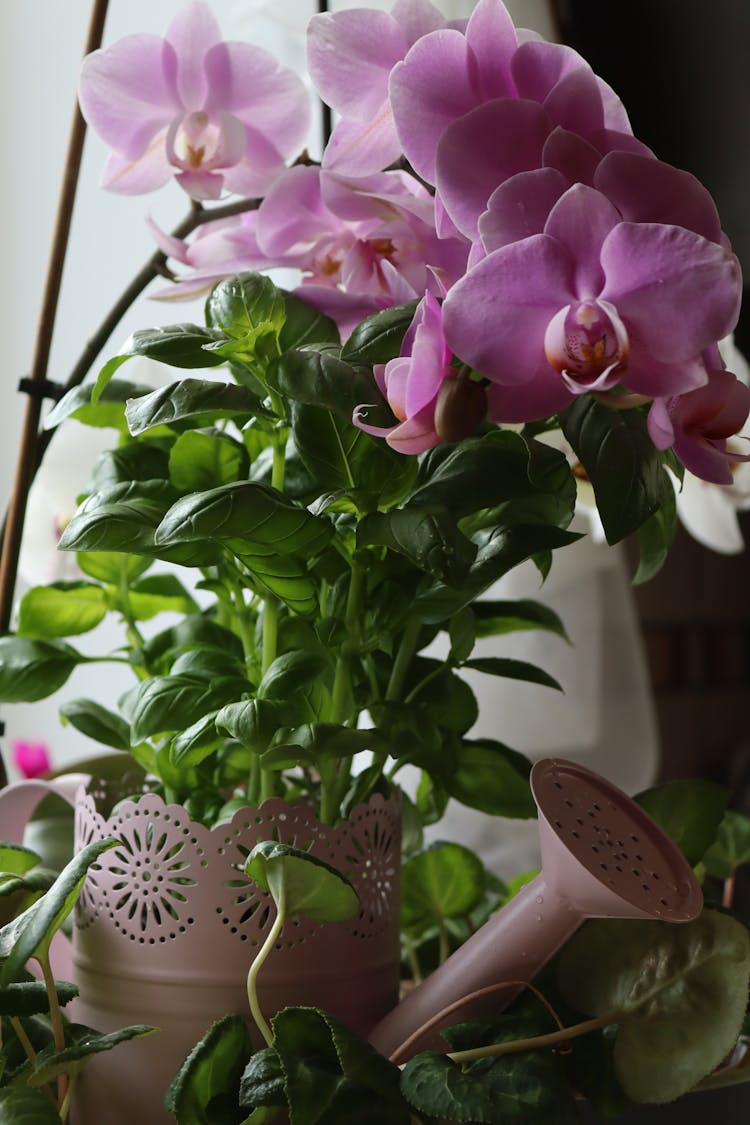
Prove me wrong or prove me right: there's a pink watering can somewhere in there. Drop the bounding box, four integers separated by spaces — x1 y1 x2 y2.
0 757 701 1116
368 756 702 1061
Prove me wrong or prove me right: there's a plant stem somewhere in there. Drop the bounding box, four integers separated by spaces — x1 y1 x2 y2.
38 951 68 1108
246 876 287 1047
8 1015 38 1067
59 1074 77 1123
446 1011 620 1066
386 618 422 703
437 916 450 965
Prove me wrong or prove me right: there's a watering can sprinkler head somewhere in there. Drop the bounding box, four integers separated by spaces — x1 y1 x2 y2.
369 757 703 1062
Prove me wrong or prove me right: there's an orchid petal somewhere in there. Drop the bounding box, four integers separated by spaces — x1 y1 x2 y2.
443 234 573 385
542 127 600 185
391 0 448 42
307 9 406 118
100 139 172 195
435 98 552 238
256 166 333 257
486 373 571 423
386 407 444 454
389 29 479 183
625 345 709 398
321 106 402 176
175 169 223 200
464 0 518 98
511 40 588 102
544 184 620 295
601 223 742 362
164 1 222 108
220 124 287 198
79 35 177 159
479 168 568 253
647 399 676 450
594 152 724 244
675 474 746 554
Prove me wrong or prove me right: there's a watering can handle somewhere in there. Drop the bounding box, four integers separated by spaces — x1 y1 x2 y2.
0 773 90 844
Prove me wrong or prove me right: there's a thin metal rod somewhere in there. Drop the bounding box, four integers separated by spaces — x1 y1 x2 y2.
317 0 333 146
0 0 109 637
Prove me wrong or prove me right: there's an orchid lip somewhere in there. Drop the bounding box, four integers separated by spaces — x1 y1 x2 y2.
544 299 629 388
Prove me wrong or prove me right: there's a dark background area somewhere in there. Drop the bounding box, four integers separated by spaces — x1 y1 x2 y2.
554 0 750 807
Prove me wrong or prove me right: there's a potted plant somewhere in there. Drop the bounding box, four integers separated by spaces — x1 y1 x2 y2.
1 1 749 1122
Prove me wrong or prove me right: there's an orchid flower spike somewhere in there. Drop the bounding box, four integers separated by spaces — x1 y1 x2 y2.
79 1 310 200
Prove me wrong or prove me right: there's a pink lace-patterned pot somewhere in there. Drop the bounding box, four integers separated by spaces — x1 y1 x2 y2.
2 777 401 1125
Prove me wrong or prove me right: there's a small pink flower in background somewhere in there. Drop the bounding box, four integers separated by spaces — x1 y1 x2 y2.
12 740 52 780
79 1 310 199
353 293 486 454
648 368 750 485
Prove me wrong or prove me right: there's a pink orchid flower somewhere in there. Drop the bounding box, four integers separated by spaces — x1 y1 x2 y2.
389 0 634 188
307 0 453 176
442 183 742 423
79 1 310 199
353 293 486 454
12 739 52 780
648 368 750 484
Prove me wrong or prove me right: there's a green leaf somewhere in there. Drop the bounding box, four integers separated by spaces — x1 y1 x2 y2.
28 1023 155 1086
0 845 40 877
245 842 359 923
0 837 117 983
557 909 750 1103
206 272 286 343
413 525 580 623
0 636 84 702
341 300 419 365
44 378 155 431
0 980 77 1017
358 507 477 586
59 698 131 750
560 396 672 544
169 430 250 491
126 574 200 621
633 482 677 584
239 1047 286 1109
271 1006 410 1125
268 349 391 423
0 1087 61 1123
635 780 729 866
170 712 224 768
462 656 561 691
257 651 330 701
703 810 750 879
215 699 285 756
119 323 226 369
129 675 248 743
401 1003 579 1124
165 1014 254 1124
279 293 340 351
126 379 262 435
91 442 170 488
401 842 486 931
264 724 386 770
445 740 536 818
448 608 476 664
473 598 569 641
77 551 151 585
17 582 107 638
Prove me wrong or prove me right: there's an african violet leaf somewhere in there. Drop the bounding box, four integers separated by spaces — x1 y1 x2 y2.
636 779 729 866
0 845 41 878
239 1046 286 1110
0 837 117 983
270 1006 410 1125
165 1013 253 1125
401 1002 579 1124
703 810 750 879
0 980 77 1017
27 1023 155 1086
560 396 672 545
557 909 750 1103
17 583 108 638
245 842 359 923
0 636 85 703
401 842 486 933
0 1087 60 1123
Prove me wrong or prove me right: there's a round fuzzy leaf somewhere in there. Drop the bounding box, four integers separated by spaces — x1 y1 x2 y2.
401 842 486 932
0 845 41 877
703 810 750 879
636 780 729 866
29 1023 155 1085
0 980 77 1017
0 1087 60 1123
245 842 359 923
557 910 750 1104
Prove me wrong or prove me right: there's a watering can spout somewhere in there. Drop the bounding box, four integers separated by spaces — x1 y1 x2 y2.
368 757 703 1062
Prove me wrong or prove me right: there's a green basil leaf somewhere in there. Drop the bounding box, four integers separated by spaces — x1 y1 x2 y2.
257 651 330 700
268 349 390 423
473 598 569 640
358 507 477 585
126 574 200 621
126 379 262 435
0 636 84 702
279 293 340 351
59 698 131 750
341 300 419 365
445 740 536 818
462 656 561 691
44 378 155 431
77 551 151 585
633 482 678 584
129 675 249 743
17 582 107 638
169 430 249 491
206 273 286 342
